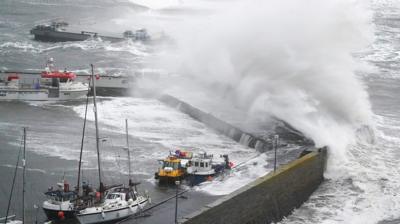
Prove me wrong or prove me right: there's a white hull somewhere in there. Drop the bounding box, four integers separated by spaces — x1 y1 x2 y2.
76 197 148 224
42 199 75 212
0 89 87 101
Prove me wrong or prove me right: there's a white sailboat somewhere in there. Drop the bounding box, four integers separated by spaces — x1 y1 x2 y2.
75 65 149 224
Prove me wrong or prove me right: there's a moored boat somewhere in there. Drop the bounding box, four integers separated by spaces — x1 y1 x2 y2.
75 66 150 224
186 152 233 186
42 179 77 220
186 153 233 186
75 186 149 224
155 150 233 186
30 22 150 43
0 59 88 101
154 150 192 184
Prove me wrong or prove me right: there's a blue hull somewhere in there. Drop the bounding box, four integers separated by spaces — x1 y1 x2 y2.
188 174 215 186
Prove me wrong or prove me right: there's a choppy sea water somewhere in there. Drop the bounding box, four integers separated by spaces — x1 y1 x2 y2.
0 0 399 224
0 1 281 223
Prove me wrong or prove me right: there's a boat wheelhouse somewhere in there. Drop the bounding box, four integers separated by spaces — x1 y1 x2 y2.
42 180 77 220
154 150 192 184
187 152 232 185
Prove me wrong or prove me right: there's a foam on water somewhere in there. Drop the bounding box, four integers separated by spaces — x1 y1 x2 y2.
129 0 182 10
72 97 254 156
281 114 400 224
1 164 47 174
70 97 268 192
0 39 148 57
195 153 270 195
123 0 400 222
281 1 400 223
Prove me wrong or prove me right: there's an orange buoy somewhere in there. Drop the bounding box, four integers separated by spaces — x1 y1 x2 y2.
58 211 65 220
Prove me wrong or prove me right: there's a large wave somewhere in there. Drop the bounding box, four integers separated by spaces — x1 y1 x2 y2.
154 0 375 173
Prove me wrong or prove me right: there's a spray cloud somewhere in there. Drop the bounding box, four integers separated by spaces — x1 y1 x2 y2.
152 0 375 171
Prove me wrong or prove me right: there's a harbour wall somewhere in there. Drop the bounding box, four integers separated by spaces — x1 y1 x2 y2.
159 94 327 224
159 94 272 151
180 147 327 224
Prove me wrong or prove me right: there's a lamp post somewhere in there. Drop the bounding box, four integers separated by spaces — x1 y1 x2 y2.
175 180 180 224
274 135 279 172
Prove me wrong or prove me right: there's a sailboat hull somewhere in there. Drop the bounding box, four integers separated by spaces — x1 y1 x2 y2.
76 199 148 224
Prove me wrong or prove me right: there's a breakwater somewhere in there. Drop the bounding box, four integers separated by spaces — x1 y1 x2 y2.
159 94 327 224
181 147 327 224
159 94 272 151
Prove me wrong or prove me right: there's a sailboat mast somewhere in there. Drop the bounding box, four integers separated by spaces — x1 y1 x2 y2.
91 64 103 194
22 127 26 224
4 131 23 224
125 119 132 186
77 76 91 197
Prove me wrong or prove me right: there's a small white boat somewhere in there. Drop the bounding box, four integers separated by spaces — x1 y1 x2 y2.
76 186 149 224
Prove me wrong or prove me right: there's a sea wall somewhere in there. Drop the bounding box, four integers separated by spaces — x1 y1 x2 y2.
180 147 327 224
159 94 327 224
159 94 272 151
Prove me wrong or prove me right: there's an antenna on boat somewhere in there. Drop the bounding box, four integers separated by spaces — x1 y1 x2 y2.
91 64 104 196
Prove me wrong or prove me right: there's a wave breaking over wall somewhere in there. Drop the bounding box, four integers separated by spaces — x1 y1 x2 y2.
156 0 375 172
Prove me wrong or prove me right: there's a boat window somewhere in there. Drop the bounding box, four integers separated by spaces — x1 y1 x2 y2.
163 161 180 169
106 193 121 199
194 162 199 167
205 163 208 167
200 162 204 168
